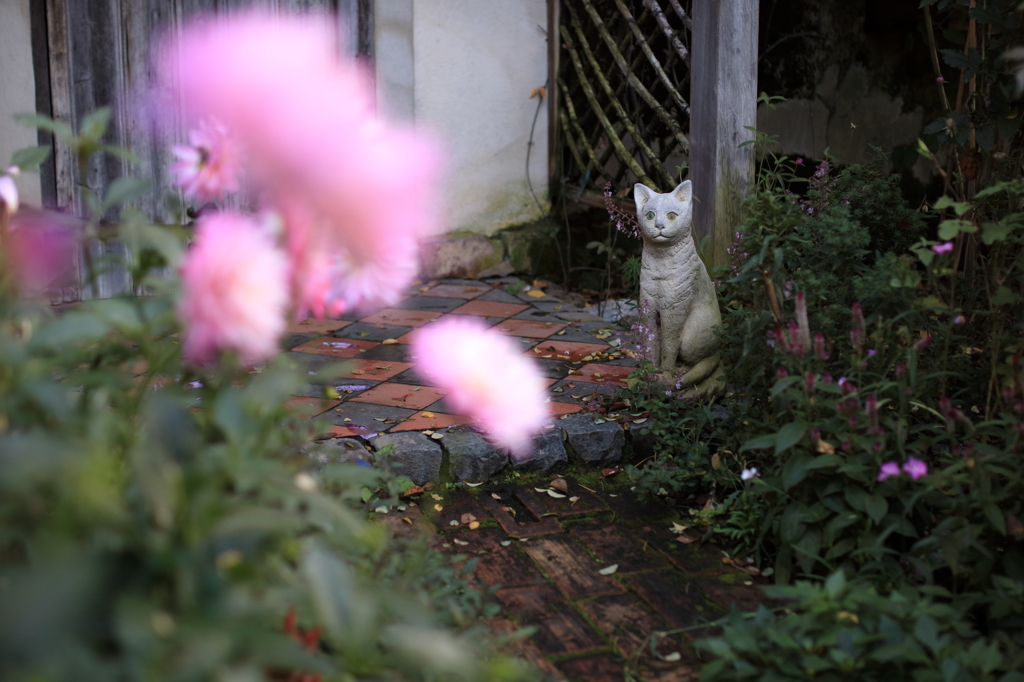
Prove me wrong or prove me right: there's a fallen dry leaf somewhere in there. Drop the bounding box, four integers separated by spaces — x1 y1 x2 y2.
491 493 502 500
468 521 480 530
549 478 568 494
722 556 761 575
460 513 477 525
601 467 619 477
598 564 618 575
453 538 469 546
530 86 546 99
816 439 836 454
433 504 443 512
401 485 426 498
675 534 699 544
711 453 722 470
547 490 567 499
402 517 413 525
381 339 398 345
526 290 546 298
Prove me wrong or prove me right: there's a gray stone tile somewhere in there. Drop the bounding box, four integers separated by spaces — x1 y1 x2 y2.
559 413 625 465
324 402 417 432
355 343 414 362
292 378 381 399
511 309 564 323
512 427 568 472
394 296 466 312
332 322 413 342
281 332 320 351
477 287 525 304
373 431 443 485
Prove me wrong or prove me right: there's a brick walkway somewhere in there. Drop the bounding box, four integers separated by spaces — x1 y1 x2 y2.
278 277 636 439
385 475 768 682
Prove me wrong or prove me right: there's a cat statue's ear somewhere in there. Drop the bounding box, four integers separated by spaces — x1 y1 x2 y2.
672 180 692 203
634 183 655 212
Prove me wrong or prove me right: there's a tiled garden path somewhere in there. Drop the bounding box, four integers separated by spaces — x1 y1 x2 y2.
278 277 637 437
383 475 769 682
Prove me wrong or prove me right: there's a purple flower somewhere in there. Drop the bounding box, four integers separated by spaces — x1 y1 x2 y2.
903 457 928 480
932 241 954 254
795 158 803 165
878 462 902 481
936 76 945 83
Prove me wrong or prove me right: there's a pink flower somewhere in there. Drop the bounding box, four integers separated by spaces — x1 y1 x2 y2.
157 12 442 316
4 209 77 295
932 241 954 254
878 461 902 481
412 317 549 456
178 212 289 365
170 120 242 203
795 158 803 165
902 457 928 480
936 76 945 83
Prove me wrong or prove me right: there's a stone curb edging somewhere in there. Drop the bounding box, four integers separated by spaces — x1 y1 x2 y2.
306 412 636 484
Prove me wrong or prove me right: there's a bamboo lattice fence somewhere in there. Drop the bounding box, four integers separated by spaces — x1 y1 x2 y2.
556 0 692 200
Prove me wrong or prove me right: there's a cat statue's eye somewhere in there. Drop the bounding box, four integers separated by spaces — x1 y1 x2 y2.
645 211 655 221
667 212 678 220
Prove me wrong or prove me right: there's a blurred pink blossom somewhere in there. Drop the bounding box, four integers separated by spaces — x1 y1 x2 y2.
902 457 928 480
878 462 901 481
932 241 954 254
412 317 549 457
157 12 441 315
170 120 241 203
178 212 289 365
5 209 77 295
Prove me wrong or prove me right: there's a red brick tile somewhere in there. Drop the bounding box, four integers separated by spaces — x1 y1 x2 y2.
318 424 373 438
339 359 413 380
623 571 725 631
481 491 563 539
291 337 378 358
556 654 623 682
549 401 584 416
526 340 610 362
577 593 670 657
286 318 351 335
450 300 530 318
388 411 475 432
284 396 341 417
348 382 446 409
489 618 564 681
492 319 567 338
571 522 669 574
520 535 624 600
570 363 633 387
421 283 489 299
453 528 546 589
496 585 607 656
532 481 607 518
359 308 443 327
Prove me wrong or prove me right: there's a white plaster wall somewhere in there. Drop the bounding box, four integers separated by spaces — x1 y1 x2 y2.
409 0 549 236
0 0 42 207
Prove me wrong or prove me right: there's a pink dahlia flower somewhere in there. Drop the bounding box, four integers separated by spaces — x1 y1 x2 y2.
170 120 241 203
877 461 902 481
413 317 549 457
902 457 928 480
4 209 77 295
157 12 442 315
178 212 289 365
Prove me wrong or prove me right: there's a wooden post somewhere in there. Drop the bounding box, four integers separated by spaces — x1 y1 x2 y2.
690 0 758 269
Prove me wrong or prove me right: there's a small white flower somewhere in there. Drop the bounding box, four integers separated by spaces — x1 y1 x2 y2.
741 467 759 481
0 174 18 215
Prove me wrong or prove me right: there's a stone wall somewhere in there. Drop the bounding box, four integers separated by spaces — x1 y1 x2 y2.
0 0 42 207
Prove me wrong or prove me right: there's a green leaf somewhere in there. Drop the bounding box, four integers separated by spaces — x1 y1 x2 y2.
914 614 940 654
775 420 808 456
983 501 1007 535
120 221 185 268
14 113 74 141
824 571 846 598
740 433 776 452
937 219 976 240
10 145 51 172
991 286 1022 306
981 221 1015 245
806 454 843 470
932 196 970 216
770 375 801 397
782 453 813 490
865 494 888 524
102 177 152 211
79 107 112 141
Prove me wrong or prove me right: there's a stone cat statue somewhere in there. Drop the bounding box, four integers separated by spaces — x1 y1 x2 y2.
634 180 725 400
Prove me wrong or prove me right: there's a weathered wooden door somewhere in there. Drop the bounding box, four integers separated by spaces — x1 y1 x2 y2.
33 0 372 299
